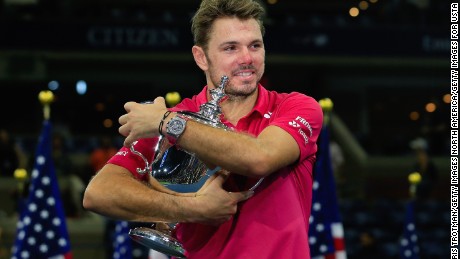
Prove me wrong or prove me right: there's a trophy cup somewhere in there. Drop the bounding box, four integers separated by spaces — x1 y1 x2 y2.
128 75 263 258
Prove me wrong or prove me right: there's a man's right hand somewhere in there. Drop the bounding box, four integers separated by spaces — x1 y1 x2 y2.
192 171 254 225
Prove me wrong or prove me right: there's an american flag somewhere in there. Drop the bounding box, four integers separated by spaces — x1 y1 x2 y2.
308 125 347 259
11 120 72 259
399 200 420 259
113 220 132 259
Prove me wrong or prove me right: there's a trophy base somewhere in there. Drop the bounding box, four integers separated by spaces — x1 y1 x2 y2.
129 227 186 258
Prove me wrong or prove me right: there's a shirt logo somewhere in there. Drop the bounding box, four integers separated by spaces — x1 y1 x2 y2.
264 112 272 119
295 116 313 137
289 121 301 128
116 151 128 156
298 129 309 145
289 116 313 146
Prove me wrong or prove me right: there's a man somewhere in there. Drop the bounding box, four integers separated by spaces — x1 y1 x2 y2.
83 0 323 258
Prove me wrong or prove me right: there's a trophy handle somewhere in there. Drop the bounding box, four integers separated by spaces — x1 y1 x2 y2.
249 178 264 191
130 141 152 175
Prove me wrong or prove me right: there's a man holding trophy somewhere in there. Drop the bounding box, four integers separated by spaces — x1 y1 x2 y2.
83 0 323 258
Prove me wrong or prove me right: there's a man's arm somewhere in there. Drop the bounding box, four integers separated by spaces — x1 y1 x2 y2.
119 94 322 178
177 121 300 178
82 163 252 224
119 100 307 179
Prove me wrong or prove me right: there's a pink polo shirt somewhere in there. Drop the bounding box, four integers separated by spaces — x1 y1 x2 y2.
109 84 323 259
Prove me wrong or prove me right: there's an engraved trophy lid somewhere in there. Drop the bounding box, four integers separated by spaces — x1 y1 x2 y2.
180 75 229 127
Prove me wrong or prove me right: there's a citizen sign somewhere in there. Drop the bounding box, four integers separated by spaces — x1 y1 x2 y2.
87 26 180 48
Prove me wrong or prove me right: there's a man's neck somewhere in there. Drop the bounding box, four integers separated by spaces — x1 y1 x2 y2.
220 93 258 125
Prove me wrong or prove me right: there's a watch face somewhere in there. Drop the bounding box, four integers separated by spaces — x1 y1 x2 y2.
168 117 186 136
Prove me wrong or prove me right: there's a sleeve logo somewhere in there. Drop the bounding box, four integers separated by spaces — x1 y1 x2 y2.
289 116 314 145
289 121 301 127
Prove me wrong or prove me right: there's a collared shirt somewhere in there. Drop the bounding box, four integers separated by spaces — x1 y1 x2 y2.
109 84 323 259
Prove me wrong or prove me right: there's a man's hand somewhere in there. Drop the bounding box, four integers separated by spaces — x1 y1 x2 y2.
193 171 254 225
118 97 169 146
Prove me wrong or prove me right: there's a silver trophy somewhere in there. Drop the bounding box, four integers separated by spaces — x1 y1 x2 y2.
128 76 263 258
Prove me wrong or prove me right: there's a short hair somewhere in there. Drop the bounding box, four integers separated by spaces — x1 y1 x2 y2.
191 0 266 50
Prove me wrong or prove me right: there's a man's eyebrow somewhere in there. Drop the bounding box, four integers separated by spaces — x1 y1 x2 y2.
251 39 264 45
219 39 263 47
219 41 239 47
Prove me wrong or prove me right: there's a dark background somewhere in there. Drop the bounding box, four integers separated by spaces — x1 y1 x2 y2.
0 0 453 258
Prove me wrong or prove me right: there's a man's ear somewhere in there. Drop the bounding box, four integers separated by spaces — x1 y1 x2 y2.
192 46 208 71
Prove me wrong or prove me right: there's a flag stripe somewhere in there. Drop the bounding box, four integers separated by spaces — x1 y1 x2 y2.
334 238 346 251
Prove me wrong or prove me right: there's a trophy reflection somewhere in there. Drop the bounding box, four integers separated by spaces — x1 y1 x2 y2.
128 76 262 258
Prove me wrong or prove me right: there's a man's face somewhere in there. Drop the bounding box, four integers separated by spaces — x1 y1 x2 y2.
204 17 265 97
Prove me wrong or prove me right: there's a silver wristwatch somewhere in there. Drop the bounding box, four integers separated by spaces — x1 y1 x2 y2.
166 115 187 144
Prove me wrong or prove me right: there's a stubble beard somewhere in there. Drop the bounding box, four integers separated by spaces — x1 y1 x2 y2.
208 67 263 101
